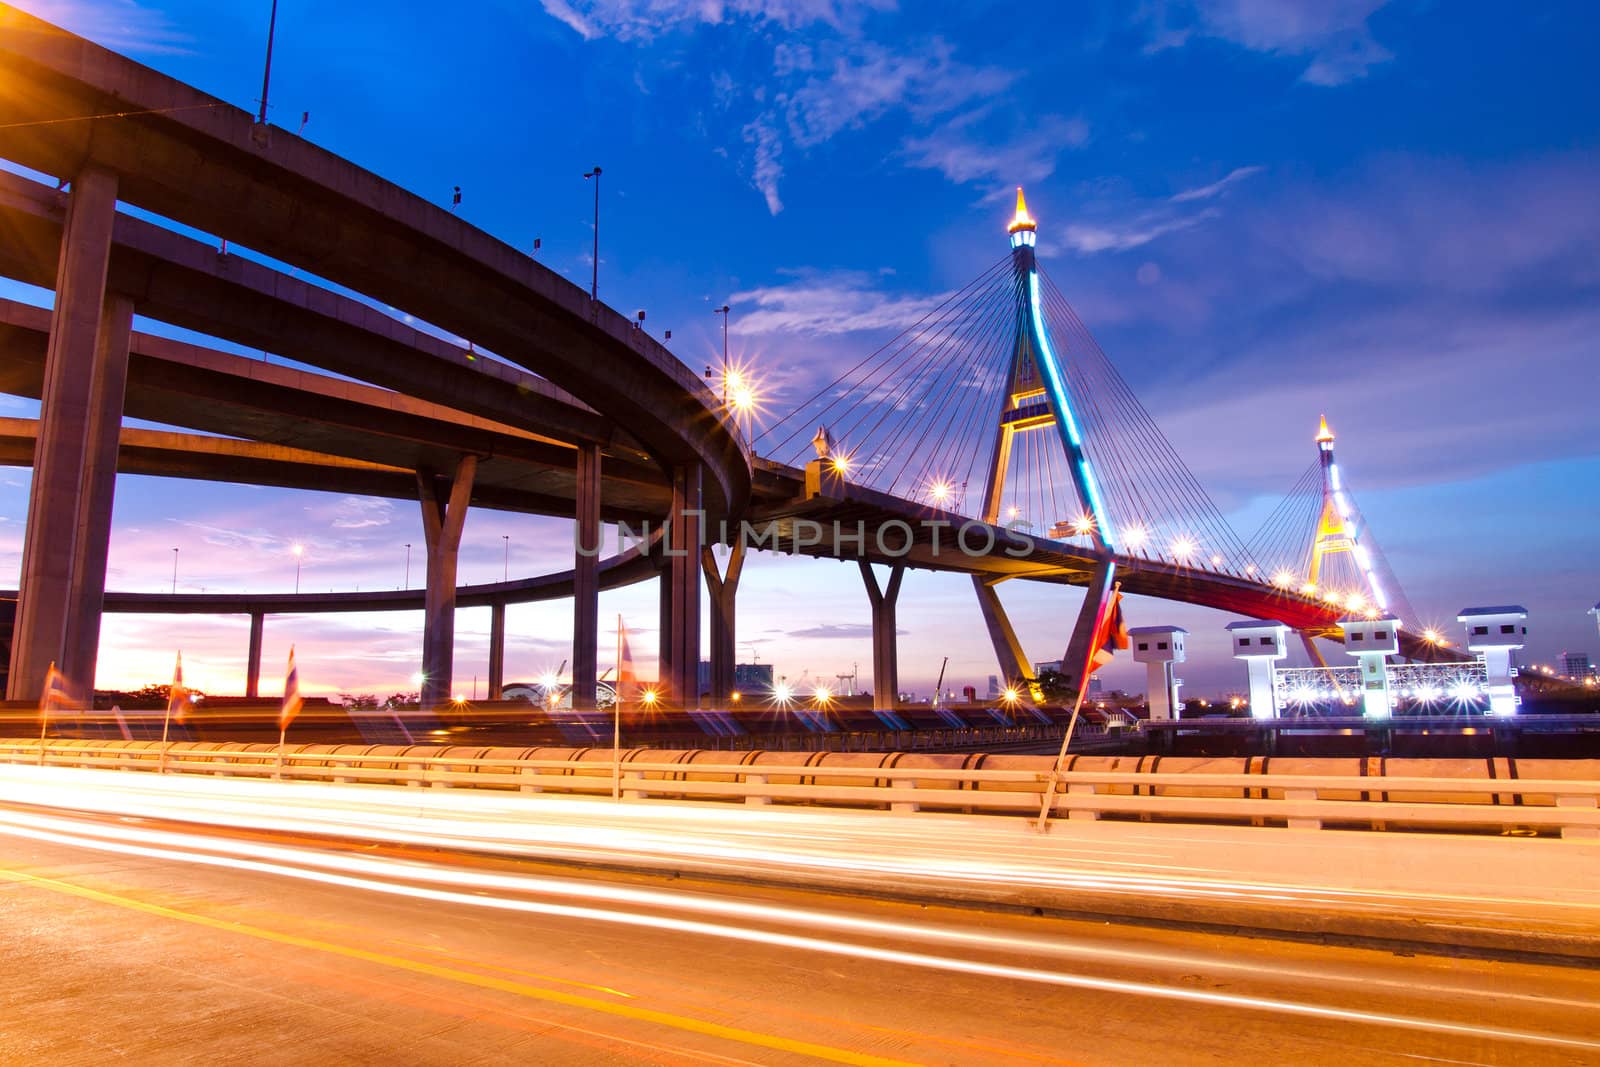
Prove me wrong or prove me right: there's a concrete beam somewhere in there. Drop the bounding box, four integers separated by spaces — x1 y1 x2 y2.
1058 560 1118 697
973 575 1035 699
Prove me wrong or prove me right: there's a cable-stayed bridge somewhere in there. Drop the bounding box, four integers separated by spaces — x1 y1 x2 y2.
0 8 1433 716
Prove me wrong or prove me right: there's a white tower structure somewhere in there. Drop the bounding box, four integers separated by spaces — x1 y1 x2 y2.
1337 614 1401 718
1130 626 1186 721
1308 416 1390 614
1458 606 1528 716
1227 620 1290 720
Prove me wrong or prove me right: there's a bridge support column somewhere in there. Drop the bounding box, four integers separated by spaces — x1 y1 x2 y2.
571 443 601 709
861 561 904 711
63 293 134 693
488 601 505 701
9 167 128 702
702 541 745 705
1299 631 1329 669
246 611 265 699
417 455 477 709
660 466 702 707
973 575 1036 701
1058 560 1118 697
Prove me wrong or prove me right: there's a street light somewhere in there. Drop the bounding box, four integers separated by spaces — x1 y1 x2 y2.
171 547 178 594
713 304 730 401
503 534 510 582
583 166 601 301
292 542 304 594
404 543 411 589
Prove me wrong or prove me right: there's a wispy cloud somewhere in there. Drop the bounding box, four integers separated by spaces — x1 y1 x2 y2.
537 0 893 41
1170 164 1263 203
14 0 189 54
1141 0 1395 86
903 111 1090 188
730 270 953 336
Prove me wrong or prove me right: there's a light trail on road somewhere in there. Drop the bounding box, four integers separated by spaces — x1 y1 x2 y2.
2 806 1598 1056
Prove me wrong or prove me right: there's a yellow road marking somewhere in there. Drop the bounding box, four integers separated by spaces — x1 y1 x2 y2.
383 939 636 998
0 867 919 1067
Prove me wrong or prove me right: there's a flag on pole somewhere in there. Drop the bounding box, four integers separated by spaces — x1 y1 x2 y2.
39 662 72 723
168 652 193 725
279 645 304 731
1087 588 1128 677
615 615 637 711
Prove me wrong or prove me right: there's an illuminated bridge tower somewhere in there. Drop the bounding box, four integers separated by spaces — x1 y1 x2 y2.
1308 416 1389 615
973 189 1120 700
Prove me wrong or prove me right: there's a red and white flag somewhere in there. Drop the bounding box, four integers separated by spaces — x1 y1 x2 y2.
168 652 193 725
279 646 304 732
39 661 72 723
616 615 637 710
1087 588 1129 678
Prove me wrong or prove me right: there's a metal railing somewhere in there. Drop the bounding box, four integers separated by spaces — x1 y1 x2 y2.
3 740 1597 839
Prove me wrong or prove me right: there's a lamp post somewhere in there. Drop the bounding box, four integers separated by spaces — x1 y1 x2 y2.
713 304 730 402
404 543 411 589
256 0 279 126
583 166 601 301
171 548 178 594
502 535 509 582
292 543 304 594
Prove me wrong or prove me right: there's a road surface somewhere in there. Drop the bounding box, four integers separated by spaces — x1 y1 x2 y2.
2 801 1597 1065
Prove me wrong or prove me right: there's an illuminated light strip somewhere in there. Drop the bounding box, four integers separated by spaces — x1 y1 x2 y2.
2 819 1595 1053
1026 271 1117 550
1326 463 1390 612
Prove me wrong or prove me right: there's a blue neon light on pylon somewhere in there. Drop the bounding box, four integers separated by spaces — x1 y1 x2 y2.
1026 270 1118 552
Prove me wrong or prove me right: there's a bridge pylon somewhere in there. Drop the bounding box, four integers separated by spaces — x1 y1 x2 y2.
974 189 1120 701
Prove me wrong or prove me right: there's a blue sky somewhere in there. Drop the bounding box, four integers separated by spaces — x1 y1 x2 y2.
2 0 1597 698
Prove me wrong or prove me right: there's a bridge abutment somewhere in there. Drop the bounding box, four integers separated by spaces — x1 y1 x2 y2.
8 167 130 702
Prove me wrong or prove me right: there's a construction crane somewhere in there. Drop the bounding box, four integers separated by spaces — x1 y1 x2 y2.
932 656 948 707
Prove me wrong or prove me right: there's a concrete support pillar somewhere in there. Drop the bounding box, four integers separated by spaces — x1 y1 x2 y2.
488 601 506 701
702 540 745 705
973 575 1034 699
1058 560 1118 696
661 466 702 707
571 443 601 709
245 611 265 699
417 455 477 709
63 293 134 692
860 561 904 711
9 166 124 702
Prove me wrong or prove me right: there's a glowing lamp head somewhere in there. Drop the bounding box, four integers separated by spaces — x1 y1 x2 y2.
731 385 757 413
830 453 850 475
640 688 658 706
1001 686 1020 704
773 683 792 703
1007 187 1037 249
813 685 831 704
1072 513 1096 536
291 543 304 557
1007 187 1037 234
1170 536 1198 563
930 481 951 504
1122 525 1148 549
730 691 741 703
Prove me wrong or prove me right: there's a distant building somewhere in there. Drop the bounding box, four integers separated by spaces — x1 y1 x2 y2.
1561 652 1592 679
987 674 1000 698
697 661 775 696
